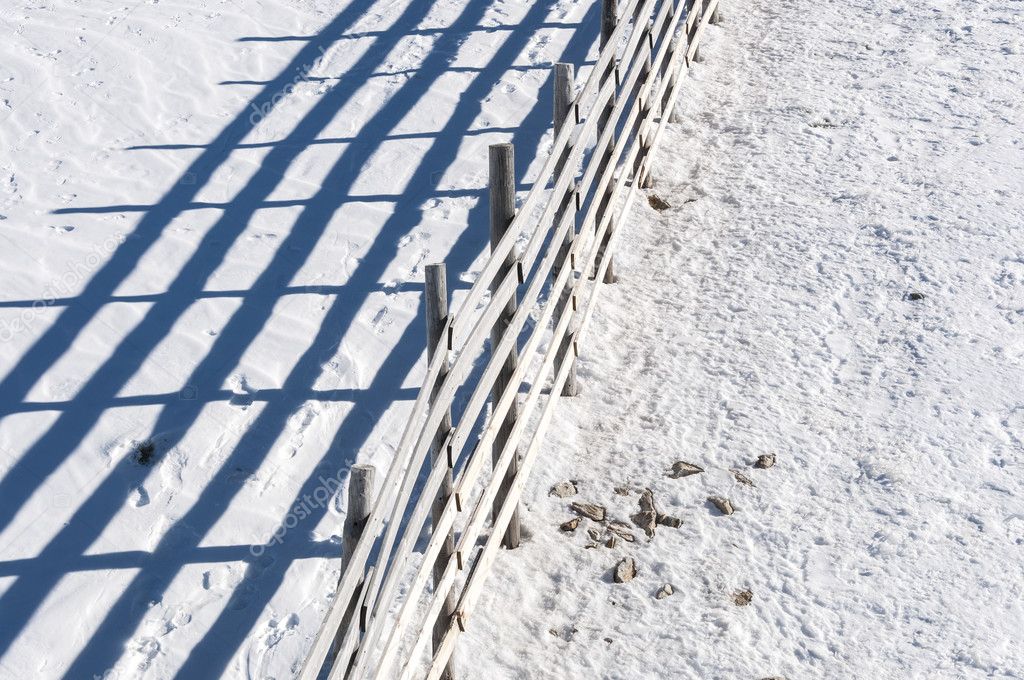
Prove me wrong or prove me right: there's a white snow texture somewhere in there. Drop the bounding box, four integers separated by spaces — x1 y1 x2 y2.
1 0 1022 678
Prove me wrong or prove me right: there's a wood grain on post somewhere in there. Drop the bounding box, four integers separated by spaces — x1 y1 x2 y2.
343 464 376 564
488 143 522 550
332 463 375 669
553 63 574 177
423 263 457 680
691 0 704 63
633 17 655 189
665 37 684 124
551 63 580 398
595 0 618 284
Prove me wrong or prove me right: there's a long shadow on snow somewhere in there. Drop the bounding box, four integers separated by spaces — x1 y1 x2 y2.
0 0 380 534
0 2 599 679
0 0 443 662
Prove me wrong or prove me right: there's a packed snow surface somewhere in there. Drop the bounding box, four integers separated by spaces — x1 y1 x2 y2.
0 0 601 677
460 0 1024 678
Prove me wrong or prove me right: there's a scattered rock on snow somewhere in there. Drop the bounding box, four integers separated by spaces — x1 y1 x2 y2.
906 291 926 301
638 489 658 513
656 513 682 528
560 518 581 532
132 439 158 466
631 489 659 537
587 528 603 542
656 584 674 599
570 502 606 522
733 589 753 606
753 454 776 469
667 461 704 478
648 194 671 211
708 496 735 516
605 536 617 549
613 485 632 496
731 469 756 487
632 511 657 537
614 557 637 583
607 521 637 542
550 481 578 498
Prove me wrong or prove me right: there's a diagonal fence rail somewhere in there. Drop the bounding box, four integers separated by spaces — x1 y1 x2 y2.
300 0 722 676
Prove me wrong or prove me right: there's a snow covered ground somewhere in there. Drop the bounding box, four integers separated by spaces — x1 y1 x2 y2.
460 0 1024 678
0 0 603 677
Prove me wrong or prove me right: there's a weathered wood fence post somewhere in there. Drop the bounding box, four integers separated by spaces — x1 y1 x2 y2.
424 263 457 680
488 142 522 550
343 464 376 563
331 463 375 670
551 63 580 398
595 0 619 284
666 35 684 125
632 11 656 189
691 0 704 63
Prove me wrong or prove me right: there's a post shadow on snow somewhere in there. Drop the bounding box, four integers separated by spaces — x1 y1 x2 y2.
0 282 469 309
0 3 601 680
236 20 587 43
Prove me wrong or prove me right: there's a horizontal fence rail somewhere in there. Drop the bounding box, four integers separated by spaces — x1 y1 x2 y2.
299 0 722 676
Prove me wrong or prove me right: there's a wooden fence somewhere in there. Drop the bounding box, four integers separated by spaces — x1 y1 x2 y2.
299 0 721 676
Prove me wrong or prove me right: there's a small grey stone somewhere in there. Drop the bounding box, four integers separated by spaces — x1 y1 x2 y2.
656 513 682 528
632 489 661 537
613 485 632 496
638 488 658 513
731 469 756 486
708 496 734 516
753 454 776 469
587 528 603 542
631 511 657 538
614 557 637 583
607 521 636 542
570 502 606 522
559 517 580 532
648 194 671 211
550 481 578 498
667 461 705 479
605 536 618 549
733 589 753 606
656 583 674 599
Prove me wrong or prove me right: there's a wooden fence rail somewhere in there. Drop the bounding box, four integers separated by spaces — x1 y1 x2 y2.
299 0 722 676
